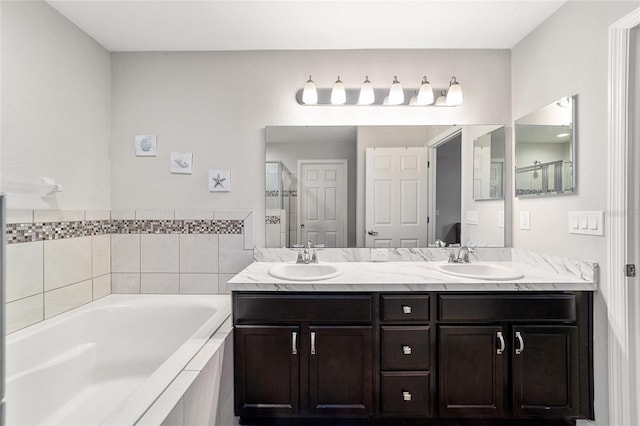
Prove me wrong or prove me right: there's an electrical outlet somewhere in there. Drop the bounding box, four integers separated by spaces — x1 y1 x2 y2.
371 248 389 262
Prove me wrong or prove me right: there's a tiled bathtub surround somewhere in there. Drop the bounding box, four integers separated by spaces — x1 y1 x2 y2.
4 209 254 333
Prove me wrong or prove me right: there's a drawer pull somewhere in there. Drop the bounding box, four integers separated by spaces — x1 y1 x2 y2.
311 331 316 355
402 345 412 355
292 332 298 355
515 331 525 355
402 305 412 314
402 391 412 401
497 331 505 355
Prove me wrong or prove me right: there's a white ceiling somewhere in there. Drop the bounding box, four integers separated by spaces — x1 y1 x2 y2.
45 0 567 52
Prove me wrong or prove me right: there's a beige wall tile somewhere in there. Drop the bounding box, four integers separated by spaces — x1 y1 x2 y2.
6 209 33 223
111 209 135 220
93 274 111 299
180 234 218 273
34 210 85 222
85 210 111 221
175 210 213 220
6 294 44 334
44 237 92 291
217 274 237 295
111 234 140 272
92 234 111 277
44 280 92 319
141 273 179 294
141 234 179 273
6 241 43 302
112 273 141 293
218 235 253 274
136 210 175 220
180 274 219 294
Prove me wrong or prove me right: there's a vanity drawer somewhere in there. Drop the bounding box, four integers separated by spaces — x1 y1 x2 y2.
234 293 373 323
381 326 430 371
380 372 431 417
381 295 430 322
438 294 577 322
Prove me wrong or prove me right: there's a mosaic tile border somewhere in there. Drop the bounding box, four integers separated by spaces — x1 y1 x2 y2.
6 219 244 244
265 215 281 225
283 190 297 197
265 190 279 197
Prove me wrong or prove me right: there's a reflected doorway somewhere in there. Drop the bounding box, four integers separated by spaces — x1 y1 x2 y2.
435 134 462 245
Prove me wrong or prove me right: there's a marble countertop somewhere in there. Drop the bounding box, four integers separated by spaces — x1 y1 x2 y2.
226 260 598 292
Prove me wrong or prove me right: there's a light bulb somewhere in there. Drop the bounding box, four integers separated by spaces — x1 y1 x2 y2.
417 76 434 105
357 76 375 105
445 76 463 106
302 75 317 105
387 76 404 105
330 76 346 105
435 90 447 106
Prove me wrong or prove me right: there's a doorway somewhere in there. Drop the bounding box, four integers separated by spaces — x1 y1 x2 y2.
435 135 462 245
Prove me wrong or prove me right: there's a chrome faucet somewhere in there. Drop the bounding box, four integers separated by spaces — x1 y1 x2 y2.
296 241 318 264
448 246 472 263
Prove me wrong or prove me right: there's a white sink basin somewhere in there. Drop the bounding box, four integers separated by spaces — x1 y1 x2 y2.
268 263 343 281
434 262 524 281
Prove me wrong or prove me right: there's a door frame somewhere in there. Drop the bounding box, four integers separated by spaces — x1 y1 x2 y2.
296 159 348 247
425 127 462 244
607 7 640 426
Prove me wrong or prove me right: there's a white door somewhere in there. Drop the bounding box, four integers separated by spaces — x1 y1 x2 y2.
365 147 429 248
298 160 347 248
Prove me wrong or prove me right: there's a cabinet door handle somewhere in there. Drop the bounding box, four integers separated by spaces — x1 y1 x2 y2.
496 331 505 355
402 391 412 401
515 331 525 355
292 332 298 355
311 331 316 355
402 305 412 314
402 345 412 355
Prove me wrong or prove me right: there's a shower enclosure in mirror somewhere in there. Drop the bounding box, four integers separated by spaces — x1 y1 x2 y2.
266 125 507 249
515 95 576 197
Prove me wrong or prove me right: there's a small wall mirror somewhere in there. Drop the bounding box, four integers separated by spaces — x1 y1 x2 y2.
514 95 576 197
473 127 505 200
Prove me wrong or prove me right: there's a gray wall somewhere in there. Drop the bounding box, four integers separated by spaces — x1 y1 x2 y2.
111 50 512 247
511 2 639 424
1 0 111 210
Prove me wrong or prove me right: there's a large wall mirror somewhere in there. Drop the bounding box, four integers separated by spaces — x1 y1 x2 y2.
265 125 507 249
514 95 576 197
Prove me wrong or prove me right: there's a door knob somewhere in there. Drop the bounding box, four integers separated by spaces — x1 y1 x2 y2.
367 229 378 236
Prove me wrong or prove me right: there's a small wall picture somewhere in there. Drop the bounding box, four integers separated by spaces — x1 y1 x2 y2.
135 134 157 156
209 169 230 192
170 152 193 174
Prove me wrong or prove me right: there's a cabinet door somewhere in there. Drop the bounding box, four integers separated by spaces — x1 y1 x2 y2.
308 326 373 417
512 325 579 417
234 326 300 417
438 325 505 417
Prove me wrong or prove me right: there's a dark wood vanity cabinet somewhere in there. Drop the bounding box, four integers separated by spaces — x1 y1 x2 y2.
233 291 592 425
233 293 374 419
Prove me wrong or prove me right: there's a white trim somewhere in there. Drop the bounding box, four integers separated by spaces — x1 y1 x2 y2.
426 127 462 243
607 8 640 426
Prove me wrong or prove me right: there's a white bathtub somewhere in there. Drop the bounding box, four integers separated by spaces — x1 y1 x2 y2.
5 294 231 426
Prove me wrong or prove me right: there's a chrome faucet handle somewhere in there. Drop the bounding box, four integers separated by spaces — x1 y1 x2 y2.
296 252 305 264
311 252 318 263
448 252 457 263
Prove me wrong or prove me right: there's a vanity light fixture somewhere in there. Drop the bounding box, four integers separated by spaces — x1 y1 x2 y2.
416 76 434 105
298 75 463 106
445 76 463 106
387 76 404 105
357 76 375 105
302 75 318 105
330 76 346 105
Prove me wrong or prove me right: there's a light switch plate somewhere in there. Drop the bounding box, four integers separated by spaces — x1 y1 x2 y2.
569 211 604 236
371 248 389 262
466 210 478 225
519 211 530 230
